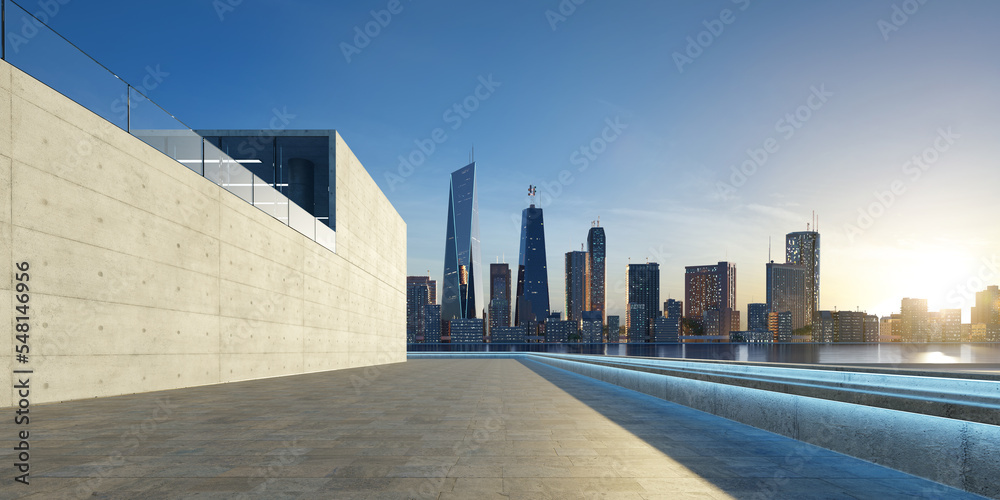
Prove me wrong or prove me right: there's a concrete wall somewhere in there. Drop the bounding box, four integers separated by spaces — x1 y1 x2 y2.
0 60 406 407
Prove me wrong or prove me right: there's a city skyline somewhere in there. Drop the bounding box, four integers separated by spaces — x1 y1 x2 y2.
52 1 1000 323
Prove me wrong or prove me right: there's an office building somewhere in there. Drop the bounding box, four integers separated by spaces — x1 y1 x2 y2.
939 308 962 342
545 318 575 343
449 318 485 343
863 314 880 343
685 262 737 335
581 311 604 343
972 286 1000 340
663 298 682 340
489 263 512 333
586 223 607 321
565 251 588 322
835 311 865 343
491 325 527 344
653 315 679 343
786 231 820 323
627 263 660 341
900 298 929 342
607 316 621 343
423 304 442 343
442 163 483 321
406 277 435 342
766 262 807 331
747 303 769 333
515 202 550 325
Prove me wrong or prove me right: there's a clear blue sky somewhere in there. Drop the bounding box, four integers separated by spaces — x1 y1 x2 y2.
25 0 1000 323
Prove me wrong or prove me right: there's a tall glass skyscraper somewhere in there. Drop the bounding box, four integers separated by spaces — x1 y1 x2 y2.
786 231 820 324
626 263 660 341
586 224 606 322
489 263 511 332
442 163 482 321
565 251 588 322
515 203 550 325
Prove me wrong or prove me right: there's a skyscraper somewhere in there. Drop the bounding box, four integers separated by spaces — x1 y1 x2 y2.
442 162 482 321
765 262 807 331
786 231 820 324
586 223 606 321
489 263 512 333
406 276 436 342
565 251 588 322
515 200 550 325
627 262 660 342
685 262 737 335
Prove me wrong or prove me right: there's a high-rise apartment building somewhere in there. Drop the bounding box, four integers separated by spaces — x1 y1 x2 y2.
684 262 737 335
442 163 482 321
900 298 929 342
423 304 442 343
747 303 769 333
581 311 604 343
627 263 660 341
766 262 807 331
515 202 550 325
607 316 621 343
586 224 606 322
972 285 1000 340
406 276 436 343
565 251 588 322
786 231 820 324
489 263 512 333
939 308 962 342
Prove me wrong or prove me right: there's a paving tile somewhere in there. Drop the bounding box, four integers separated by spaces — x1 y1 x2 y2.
0 359 984 499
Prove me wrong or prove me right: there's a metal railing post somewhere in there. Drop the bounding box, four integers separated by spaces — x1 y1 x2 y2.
2 0 7 61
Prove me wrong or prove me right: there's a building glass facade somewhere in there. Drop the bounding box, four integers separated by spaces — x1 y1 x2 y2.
586 225 606 322
786 231 820 324
515 204 550 325
442 163 483 321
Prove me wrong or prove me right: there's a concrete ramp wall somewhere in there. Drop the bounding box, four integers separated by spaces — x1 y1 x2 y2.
0 60 406 406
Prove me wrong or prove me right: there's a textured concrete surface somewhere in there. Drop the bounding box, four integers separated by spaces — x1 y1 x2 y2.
0 359 984 499
0 59 405 407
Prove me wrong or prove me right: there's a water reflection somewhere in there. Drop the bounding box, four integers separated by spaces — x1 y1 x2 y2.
407 342 1000 365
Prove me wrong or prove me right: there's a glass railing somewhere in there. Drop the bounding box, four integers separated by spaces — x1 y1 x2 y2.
1 0 335 253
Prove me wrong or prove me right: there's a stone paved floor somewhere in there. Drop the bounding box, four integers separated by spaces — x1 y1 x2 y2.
0 359 986 499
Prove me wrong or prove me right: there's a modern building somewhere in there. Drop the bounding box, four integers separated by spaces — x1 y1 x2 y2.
515 202 550 325
835 311 865 343
685 262 737 335
663 298 683 340
731 330 773 343
442 163 483 321
406 276 435 342
939 308 962 342
565 250 589 322
545 318 576 343
653 315 679 343
489 263 512 334
423 304 442 343
449 318 485 343
491 325 527 344
607 316 621 343
972 286 1000 341
880 313 902 342
586 223 607 322
747 303 769 333
197 130 337 229
581 311 604 343
900 298 929 342
786 231 820 324
766 262 807 331
627 263 660 341
863 314 880 343
0 54 407 405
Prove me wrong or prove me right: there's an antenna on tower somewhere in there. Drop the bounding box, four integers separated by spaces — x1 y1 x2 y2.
768 236 771 263
597 216 600 227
